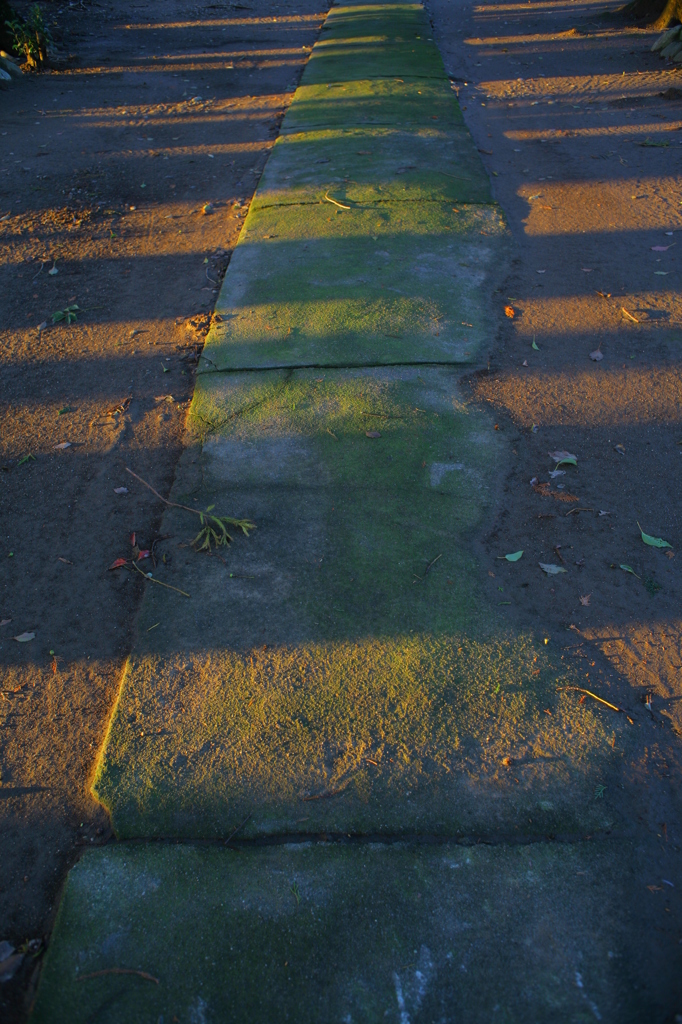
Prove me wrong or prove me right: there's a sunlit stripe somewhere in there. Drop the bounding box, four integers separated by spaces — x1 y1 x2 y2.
60 58 307 75
466 29 624 44
506 121 682 140
473 366 682 427
119 15 325 29
480 71 676 99
474 0 608 10
518 177 682 235
511 293 681 338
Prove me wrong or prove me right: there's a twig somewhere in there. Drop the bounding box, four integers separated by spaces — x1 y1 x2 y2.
565 507 594 516
77 968 159 984
324 191 350 210
205 265 218 286
621 307 639 323
126 467 207 518
565 686 633 723
413 553 442 582
225 812 252 845
132 561 190 598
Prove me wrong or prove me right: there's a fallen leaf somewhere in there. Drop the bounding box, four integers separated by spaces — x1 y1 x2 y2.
549 469 565 479
654 271 668 275
37 321 47 332
539 563 567 575
54 442 71 450
620 564 640 578
522 359 528 366
598 510 611 516
579 594 591 606
202 202 214 215
614 444 626 455
47 264 58 276
589 348 603 361
365 430 381 438
505 550 523 562
0 618 11 626
57 557 73 565
504 305 515 318
137 549 150 561
638 522 672 549
531 339 539 350
536 270 546 274
108 557 128 570
549 450 577 466
651 244 674 251
13 631 35 642
113 487 128 494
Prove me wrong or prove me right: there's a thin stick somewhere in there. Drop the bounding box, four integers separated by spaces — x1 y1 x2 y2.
225 812 252 845
565 507 594 516
126 467 199 517
132 561 190 598
324 191 350 210
413 553 442 582
565 685 632 722
77 968 159 984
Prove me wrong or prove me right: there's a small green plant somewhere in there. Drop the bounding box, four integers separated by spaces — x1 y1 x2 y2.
52 303 79 325
6 4 51 68
191 505 255 553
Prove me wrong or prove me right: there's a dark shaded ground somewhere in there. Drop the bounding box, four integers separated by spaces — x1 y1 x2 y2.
0 1 327 1018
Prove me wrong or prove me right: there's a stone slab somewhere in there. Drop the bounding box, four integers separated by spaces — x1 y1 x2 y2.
301 38 445 85
201 203 507 370
281 78 464 132
251 127 491 209
31 840 658 1023
321 3 430 42
92 367 627 840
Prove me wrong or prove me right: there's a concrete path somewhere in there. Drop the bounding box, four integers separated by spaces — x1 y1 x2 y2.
30 3 658 1021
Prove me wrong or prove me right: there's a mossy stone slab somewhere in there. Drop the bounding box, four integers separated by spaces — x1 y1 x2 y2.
251 127 491 209
202 203 507 370
301 37 445 85
321 3 430 42
31 841 658 1023
92 367 626 840
281 79 465 132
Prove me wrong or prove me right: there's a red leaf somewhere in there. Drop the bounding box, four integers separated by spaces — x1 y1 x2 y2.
137 549 150 561
109 557 128 570
130 532 136 546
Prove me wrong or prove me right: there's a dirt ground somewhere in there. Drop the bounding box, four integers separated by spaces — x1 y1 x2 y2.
427 0 682 1011
1 0 681 1018
0 1 327 1018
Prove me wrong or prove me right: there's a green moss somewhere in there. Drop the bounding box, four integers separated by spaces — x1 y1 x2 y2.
202 205 507 370
281 78 464 131
32 841 653 1023
252 127 491 209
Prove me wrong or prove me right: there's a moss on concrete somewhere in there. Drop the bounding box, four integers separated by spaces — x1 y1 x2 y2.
202 205 507 369
32 841 655 1023
92 368 627 840
252 127 491 209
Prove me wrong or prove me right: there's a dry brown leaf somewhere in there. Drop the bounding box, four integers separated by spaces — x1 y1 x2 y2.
504 305 515 318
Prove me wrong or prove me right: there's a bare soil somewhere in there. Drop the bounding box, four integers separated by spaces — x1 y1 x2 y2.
0 1 326 1018
428 0 682 1013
